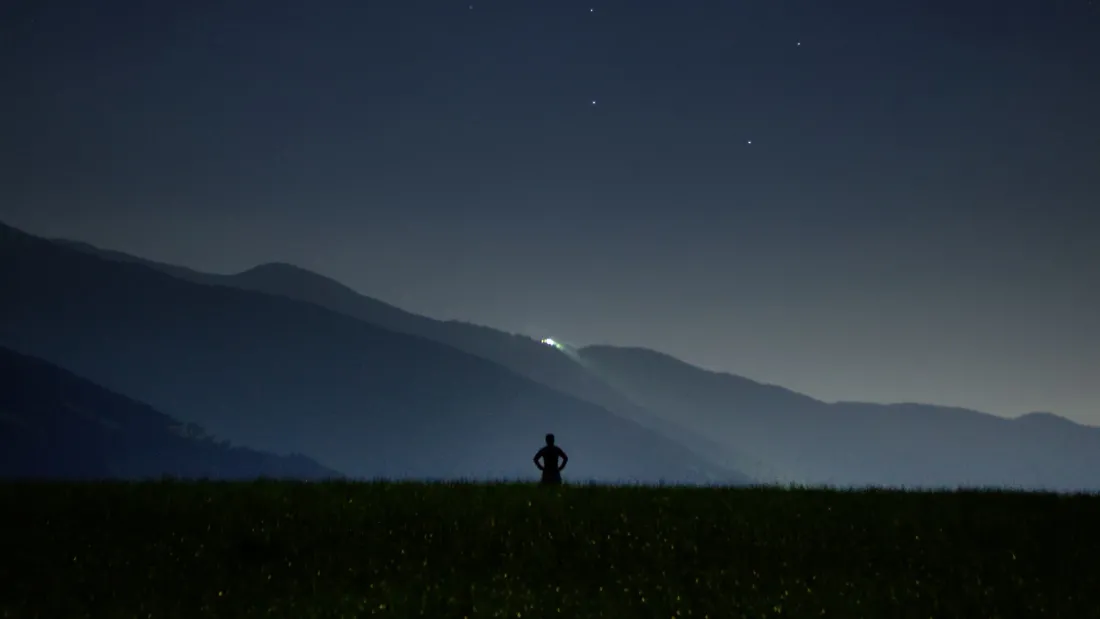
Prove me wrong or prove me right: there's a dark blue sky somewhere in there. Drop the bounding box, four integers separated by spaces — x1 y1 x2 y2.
3 1 1098 422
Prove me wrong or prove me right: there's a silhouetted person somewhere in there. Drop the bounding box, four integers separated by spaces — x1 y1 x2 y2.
534 433 568 485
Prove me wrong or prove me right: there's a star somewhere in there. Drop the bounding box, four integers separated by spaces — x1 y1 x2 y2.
591 100 597 105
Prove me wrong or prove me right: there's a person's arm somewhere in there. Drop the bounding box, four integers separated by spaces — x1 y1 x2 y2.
558 449 568 471
533 448 544 471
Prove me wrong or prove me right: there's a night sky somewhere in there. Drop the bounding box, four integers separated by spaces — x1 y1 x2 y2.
2 1 1098 423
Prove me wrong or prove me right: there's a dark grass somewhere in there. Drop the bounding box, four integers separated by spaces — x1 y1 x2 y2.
2 481 1099 618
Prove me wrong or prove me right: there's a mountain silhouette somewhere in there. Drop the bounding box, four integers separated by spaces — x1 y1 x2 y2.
2 222 744 484
56 238 753 477
578 345 1100 490
56 236 1100 490
0 345 339 480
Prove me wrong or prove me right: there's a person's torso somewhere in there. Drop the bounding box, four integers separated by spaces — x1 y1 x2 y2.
541 446 562 471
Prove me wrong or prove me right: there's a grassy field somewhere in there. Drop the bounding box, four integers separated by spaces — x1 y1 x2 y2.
1 481 1098 618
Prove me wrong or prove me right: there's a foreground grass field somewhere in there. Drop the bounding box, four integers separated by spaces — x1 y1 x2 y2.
1 481 1098 619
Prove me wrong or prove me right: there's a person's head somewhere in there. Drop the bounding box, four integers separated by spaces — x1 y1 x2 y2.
545 433 555 446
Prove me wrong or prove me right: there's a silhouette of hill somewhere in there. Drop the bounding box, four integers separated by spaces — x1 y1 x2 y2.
0 345 339 480
55 239 209 281
55 238 756 478
578 345 1100 491
2 222 744 484
49 235 1100 490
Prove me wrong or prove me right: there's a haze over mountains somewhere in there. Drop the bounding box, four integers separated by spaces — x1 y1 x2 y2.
577 347 1100 490
3 221 1098 490
55 238 760 479
0 222 737 484
0 345 338 480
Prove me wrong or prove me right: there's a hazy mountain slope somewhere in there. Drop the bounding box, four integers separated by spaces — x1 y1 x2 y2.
576 346 828 420
578 345 1100 491
55 240 209 282
576 346 832 483
0 345 339 480
56 239 752 477
2 223 743 484
56 239 655 417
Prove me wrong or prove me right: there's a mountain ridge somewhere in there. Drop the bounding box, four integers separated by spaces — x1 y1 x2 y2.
54 235 758 479
3 222 745 484
0 344 340 480
34 234 1100 434
45 228 1100 490
578 344 1100 490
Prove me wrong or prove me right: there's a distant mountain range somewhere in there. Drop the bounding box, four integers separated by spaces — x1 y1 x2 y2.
577 346 1100 490
54 238 759 478
0 345 338 480
0 222 740 484
3 220 1097 489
